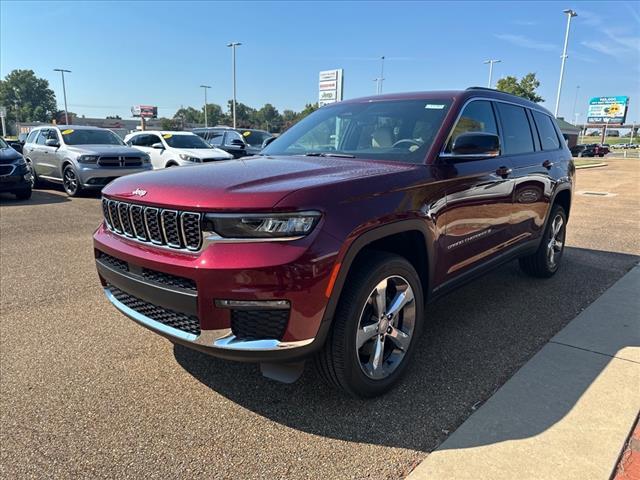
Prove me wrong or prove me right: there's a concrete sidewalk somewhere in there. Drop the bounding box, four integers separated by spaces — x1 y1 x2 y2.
408 266 640 480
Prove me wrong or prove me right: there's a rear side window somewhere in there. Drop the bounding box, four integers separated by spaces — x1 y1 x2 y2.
207 131 224 146
532 111 561 150
495 103 534 155
36 130 48 145
446 100 497 152
26 130 38 143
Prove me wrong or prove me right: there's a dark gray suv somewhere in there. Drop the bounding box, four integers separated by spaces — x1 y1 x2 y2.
23 125 152 196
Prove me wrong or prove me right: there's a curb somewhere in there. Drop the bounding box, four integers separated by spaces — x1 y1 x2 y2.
575 162 608 170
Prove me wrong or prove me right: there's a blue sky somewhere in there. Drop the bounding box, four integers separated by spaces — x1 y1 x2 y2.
2 1 639 123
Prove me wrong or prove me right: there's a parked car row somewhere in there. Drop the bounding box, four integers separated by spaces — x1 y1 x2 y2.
611 143 638 149
7 124 275 198
569 143 609 157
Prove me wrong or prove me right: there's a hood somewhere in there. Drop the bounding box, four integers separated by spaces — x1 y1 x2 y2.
0 146 23 164
64 144 145 156
103 155 416 210
178 147 232 159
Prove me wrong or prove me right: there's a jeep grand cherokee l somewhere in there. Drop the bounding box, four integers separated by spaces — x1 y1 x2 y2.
94 88 574 397
23 125 151 196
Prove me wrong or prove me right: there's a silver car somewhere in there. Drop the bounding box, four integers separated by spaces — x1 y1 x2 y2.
22 125 152 196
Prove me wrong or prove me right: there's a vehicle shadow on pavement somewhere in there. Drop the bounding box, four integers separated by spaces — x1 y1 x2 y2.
174 247 639 452
0 190 70 206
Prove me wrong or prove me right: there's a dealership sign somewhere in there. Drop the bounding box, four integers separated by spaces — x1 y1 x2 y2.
318 69 344 107
131 105 158 119
587 96 629 125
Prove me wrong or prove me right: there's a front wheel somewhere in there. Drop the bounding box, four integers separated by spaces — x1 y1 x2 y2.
62 164 82 197
314 252 424 398
519 205 567 278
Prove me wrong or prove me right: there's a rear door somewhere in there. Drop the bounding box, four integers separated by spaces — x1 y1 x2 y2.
495 103 557 245
34 129 57 178
436 100 515 283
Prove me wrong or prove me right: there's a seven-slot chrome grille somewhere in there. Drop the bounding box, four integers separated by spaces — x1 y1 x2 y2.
102 198 202 251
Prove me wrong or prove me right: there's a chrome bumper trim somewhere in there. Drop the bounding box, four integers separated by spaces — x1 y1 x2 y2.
104 288 314 352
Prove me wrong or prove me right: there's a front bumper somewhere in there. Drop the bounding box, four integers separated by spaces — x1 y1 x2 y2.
78 164 151 188
0 163 32 192
94 223 341 362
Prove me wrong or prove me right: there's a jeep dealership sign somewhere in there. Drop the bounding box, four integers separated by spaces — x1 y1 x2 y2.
587 96 629 125
318 69 344 107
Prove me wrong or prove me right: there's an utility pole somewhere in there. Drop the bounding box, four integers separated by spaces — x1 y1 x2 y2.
483 59 501 88
200 85 211 127
53 68 72 124
572 85 580 123
373 56 385 95
226 42 242 128
554 9 578 117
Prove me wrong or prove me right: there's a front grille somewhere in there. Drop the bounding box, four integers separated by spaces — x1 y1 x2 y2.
142 268 196 292
107 284 200 335
98 156 143 167
231 309 289 341
98 252 128 272
0 165 14 176
102 198 202 251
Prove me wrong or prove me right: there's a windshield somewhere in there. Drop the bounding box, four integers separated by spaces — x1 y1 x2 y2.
163 133 212 149
240 130 272 147
0 138 8 149
262 99 452 163
62 129 125 146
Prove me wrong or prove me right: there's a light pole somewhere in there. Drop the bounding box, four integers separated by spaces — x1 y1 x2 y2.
226 42 242 128
571 85 580 123
200 85 211 127
554 9 578 117
483 59 501 88
54 68 72 124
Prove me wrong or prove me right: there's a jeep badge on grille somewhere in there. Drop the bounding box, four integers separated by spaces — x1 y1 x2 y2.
132 188 147 197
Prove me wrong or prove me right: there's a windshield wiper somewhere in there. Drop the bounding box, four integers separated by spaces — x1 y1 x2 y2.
304 152 356 158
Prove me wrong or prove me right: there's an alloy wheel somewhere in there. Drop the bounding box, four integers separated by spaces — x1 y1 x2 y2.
63 167 78 195
356 275 416 380
547 214 565 268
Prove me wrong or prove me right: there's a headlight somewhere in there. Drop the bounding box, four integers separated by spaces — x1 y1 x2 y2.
77 155 99 164
179 153 201 162
203 211 321 239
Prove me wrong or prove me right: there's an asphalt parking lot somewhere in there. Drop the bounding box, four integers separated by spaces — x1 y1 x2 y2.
1 159 638 479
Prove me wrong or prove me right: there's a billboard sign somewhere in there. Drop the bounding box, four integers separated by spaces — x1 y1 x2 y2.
587 96 629 125
131 105 158 119
318 69 343 107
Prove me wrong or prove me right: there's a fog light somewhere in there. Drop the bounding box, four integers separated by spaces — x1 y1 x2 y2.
215 299 290 310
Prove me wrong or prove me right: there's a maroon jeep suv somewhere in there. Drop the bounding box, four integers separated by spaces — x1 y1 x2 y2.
94 88 574 397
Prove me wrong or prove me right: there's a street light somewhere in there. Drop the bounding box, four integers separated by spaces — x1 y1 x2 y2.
483 59 501 88
572 85 580 124
53 68 72 125
200 85 211 127
226 42 242 128
554 9 578 117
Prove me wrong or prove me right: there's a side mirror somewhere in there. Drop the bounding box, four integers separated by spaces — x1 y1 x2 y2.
230 139 246 148
262 137 276 149
151 142 165 150
9 142 23 153
442 132 500 160
45 139 60 148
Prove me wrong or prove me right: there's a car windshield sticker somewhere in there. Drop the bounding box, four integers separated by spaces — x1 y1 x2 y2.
61 129 74 135
242 131 251 137
162 134 172 139
425 104 446 109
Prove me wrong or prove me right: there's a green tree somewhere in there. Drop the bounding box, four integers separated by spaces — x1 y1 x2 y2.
227 100 256 128
255 103 282 132
0 69 57 129
296 103 319 122
496 73 543 103
160 117 183 130
174 106 203 124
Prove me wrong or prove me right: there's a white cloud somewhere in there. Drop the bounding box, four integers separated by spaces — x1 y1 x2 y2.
494 34 557 51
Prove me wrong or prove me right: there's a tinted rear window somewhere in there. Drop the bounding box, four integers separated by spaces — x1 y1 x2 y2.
496 103 534 155
532 111 561 151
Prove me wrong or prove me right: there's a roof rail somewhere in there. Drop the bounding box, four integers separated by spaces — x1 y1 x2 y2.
466 86 500 92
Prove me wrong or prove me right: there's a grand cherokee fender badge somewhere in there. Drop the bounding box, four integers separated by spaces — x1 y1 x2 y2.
132 188 147 197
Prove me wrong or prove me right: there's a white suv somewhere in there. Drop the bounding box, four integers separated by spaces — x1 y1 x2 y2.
124 131 232 169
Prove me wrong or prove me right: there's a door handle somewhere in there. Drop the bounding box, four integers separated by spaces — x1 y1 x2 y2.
542 160 554 169
495 166 512 178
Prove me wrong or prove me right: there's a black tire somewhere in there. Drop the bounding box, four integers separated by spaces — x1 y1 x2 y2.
14 187 32 200
519 205 567 278
62 164 82 197
314 252 424 398
27 161 40 188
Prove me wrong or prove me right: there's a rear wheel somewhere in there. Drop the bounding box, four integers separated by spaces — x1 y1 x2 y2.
314 252 424 398
62 164 82 197
519 205 567 278
28 161 40 188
